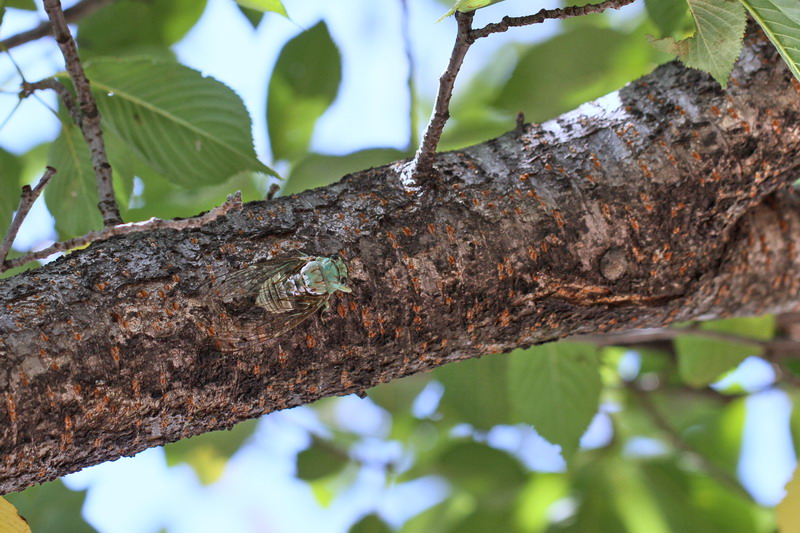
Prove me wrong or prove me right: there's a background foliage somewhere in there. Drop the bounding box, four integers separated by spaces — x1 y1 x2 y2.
1 0 800 531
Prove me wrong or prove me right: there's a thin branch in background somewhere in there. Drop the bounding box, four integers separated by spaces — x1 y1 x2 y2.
631 386 754 502
0 0 113 51
470 0 638 39
0 166 57 267
20 78 81 126
42 0 122 227
411 0 638 181
1 192 243 273
399 0 419 152
411 10 474 181
573 327 769 350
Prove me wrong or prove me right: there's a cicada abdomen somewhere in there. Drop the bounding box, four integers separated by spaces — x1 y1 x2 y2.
209 254 351 351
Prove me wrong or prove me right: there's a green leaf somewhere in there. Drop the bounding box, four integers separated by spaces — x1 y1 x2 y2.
437 0 505 22
778 467 800 532
367 372 431 414
296 437 348 481
267 22 341 162
0 147 21 238
5 480 94 533
81 57 274 187
434 352 512 430
234 0 286 17
349 514 392 533
507 342 602 460
648 0 747 86
46 122 104 237
645 0 695 38
675 317 772 387
437 441 527 498
740 0 800 81
5 0 35 10
285 149 404 195
77 0 206 58
494 26 668 123
164 419 257 485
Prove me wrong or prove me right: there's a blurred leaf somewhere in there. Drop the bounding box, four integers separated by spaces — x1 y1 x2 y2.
350 514 392 533
82 58 274 187
400 493 474 533
437 440 527 499
234 0 286 17
682 396 746 477
494 25 667 123
5 480 94 532
434 352 512 430
164 419 257 485
645 0 694 38
741 0 800 82
675 337 761 388
296 437 349 481
778 466 800 533
236 3 264 28
648 0 746 86
285 148 403 195
508 342 601 460
701 315 776 341
268 22 341 162
0 147 21 237
5 0 35 9
515 474 569 531
446 509 520 533
0 497 31 533
78 0 206 58
368 372 431 414
437 0 505 22
45 122 104 237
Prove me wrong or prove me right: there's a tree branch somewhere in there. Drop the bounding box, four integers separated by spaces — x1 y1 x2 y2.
0 0 113 51
42 0 122 227
0 192 243 273
0 167 57 267
1 29 799 494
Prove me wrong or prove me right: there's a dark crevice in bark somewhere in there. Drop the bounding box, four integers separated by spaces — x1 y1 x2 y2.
1 29 800 493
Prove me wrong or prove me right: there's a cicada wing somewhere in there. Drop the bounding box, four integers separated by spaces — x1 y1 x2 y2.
212 296 327 354
209 255 310 303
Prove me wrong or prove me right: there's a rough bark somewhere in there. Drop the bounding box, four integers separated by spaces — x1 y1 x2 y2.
1 30 800 494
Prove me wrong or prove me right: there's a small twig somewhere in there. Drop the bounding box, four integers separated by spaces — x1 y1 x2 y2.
631 385 754 502
20 78 81 126
573 327 768 349
265 183 280 201
0 0 113 51
399 0 419 152
470 0 638 40
1 192 243 273
411 10 474 181
42 0 122 227
0 167 57 267
411 0 638 182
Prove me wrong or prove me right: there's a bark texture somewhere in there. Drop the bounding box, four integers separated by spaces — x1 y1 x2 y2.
2 30 800 494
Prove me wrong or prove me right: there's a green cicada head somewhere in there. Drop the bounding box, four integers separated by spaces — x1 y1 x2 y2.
318 256 352 294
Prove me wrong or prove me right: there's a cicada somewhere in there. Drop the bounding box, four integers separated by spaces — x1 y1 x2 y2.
208 254 352 350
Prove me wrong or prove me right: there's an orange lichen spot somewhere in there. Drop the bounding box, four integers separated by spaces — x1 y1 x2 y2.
137 290 149 298
544 162 552 171
132 379 141 398
629 217 640 233
402 227 413 237
158 290 166 299
639 193 654 212
337 304 347 318
727 107 739 120
52 362 60 370
499 309 511 327
527 246 538 261
710 105 721 116
40 333 49 342
172 274 181 283
639 162 653 178
306 335 316 349
590 153 602 168
467 323 475 333
386 231 400 249
74 384 82 396
74 333 82 341
190 237 199 245
427 223 436 235
96 282 107 291
552 210 565 228
173 302 180 311
519 173 530 181
5 394 17 424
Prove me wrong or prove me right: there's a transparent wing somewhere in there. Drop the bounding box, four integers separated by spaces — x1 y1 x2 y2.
213 296 327 354
208 255 310 303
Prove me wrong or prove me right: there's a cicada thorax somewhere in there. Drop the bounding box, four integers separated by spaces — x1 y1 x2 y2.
255 266 329 313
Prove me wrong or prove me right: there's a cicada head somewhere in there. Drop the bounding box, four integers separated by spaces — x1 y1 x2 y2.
319 256 352 294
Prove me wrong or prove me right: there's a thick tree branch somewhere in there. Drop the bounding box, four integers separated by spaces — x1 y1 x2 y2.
42 0 122 227
1 30 800 494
